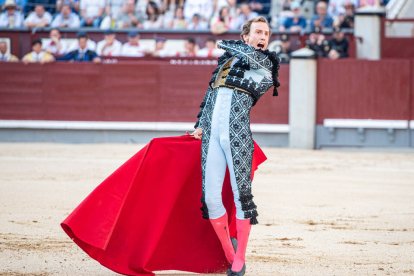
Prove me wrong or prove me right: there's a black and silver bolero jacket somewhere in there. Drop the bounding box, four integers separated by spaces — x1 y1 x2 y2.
194 40 280 128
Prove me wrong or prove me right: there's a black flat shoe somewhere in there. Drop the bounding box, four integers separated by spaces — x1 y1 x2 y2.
227 264 246 276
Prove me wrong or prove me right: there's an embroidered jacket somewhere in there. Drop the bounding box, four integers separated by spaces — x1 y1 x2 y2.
194 40 280 128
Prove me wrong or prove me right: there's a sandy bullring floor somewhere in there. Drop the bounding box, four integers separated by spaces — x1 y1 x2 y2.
0 143 413 275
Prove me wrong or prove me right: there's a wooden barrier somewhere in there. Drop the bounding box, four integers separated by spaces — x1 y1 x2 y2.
0 60 290 124
316 58 413 124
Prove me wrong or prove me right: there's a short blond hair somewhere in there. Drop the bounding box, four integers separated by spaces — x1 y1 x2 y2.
240 16 271 42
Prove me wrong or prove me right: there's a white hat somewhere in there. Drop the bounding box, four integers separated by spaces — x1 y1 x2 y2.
3 0 17 8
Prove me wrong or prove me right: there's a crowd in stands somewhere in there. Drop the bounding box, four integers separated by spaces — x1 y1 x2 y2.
0 0 391 63
0 0 389 31
0 28 227 63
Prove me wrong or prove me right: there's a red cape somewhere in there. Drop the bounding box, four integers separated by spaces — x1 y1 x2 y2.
61 135 266 275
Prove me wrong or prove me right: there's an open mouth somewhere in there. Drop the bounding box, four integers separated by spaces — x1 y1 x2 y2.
257 43 265 49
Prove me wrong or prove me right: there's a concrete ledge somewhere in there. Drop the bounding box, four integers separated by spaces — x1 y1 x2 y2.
317 119 411 148
0 120 289 133
324 119 409 129
0 120 289 146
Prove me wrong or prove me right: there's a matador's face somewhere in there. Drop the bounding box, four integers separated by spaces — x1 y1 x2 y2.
243 21 270 51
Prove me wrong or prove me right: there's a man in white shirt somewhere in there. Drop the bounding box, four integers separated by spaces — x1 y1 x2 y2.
187 13 208 30
152 37 173 58
24 4 52 28
0 0 24 28
80 0 105 27
196 37 224 58
121 30 147 57
51 4 81 28
0 40 18 62
96 29 122 56
43 28 68 56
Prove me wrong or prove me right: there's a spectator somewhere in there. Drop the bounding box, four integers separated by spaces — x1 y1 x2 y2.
22 39 55 63
167 5 187 29
280 1 306 32
210 6 234 34
328 0 357 18
101 0 141 29
273 34 293 64
336 2 355 28
104 0 124 21
310 1 334 31
196 37 224 58
0 0 24 28
232 3 258 30
177 37 197 57
80 0 105 27
305 27 330 57
57 32 100 62
24 4 52 28
0 40 19 62
247 0 271 17
24 0 57 15
328 27 349 59
121 30 147 57
187 13 207 30
184 0 213 22
56 0 80 14
96 29 121 56
152 36 173 57
43 28 68 56
142 1 163 29
66 31 96 51
51 3 80 28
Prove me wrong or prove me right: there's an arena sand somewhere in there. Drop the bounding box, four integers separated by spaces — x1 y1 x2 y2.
0 143 413 276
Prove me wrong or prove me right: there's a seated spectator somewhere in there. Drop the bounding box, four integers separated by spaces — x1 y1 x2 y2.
104 0 123 21
183 0 213 22
22 39 55 63
24 4 52 28
196 37 224 58
105 0 141 29
280 1 306 32
24 0 57 15
210 6 234 34
121 30 147 57
80 0 104 27
187 13 207 30
232 3 258 30
167 5 187 30
336 2 355 29
0 40 19 62
247 0 271 17
96 29 121 56
176 37 197 57
305 27 330 57
51 3 80 28
0 0 24 28
57 32 100 62
310 1 334 31
66 31 96 52
328 27 349 59
142 1 163 29
43 28 67 56
327 0 357 18
152 36 173 57
273 34 293 64
56 0 80 14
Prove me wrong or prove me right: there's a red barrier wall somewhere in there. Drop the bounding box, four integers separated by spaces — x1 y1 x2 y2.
0 61 289 124
316 59 412 124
